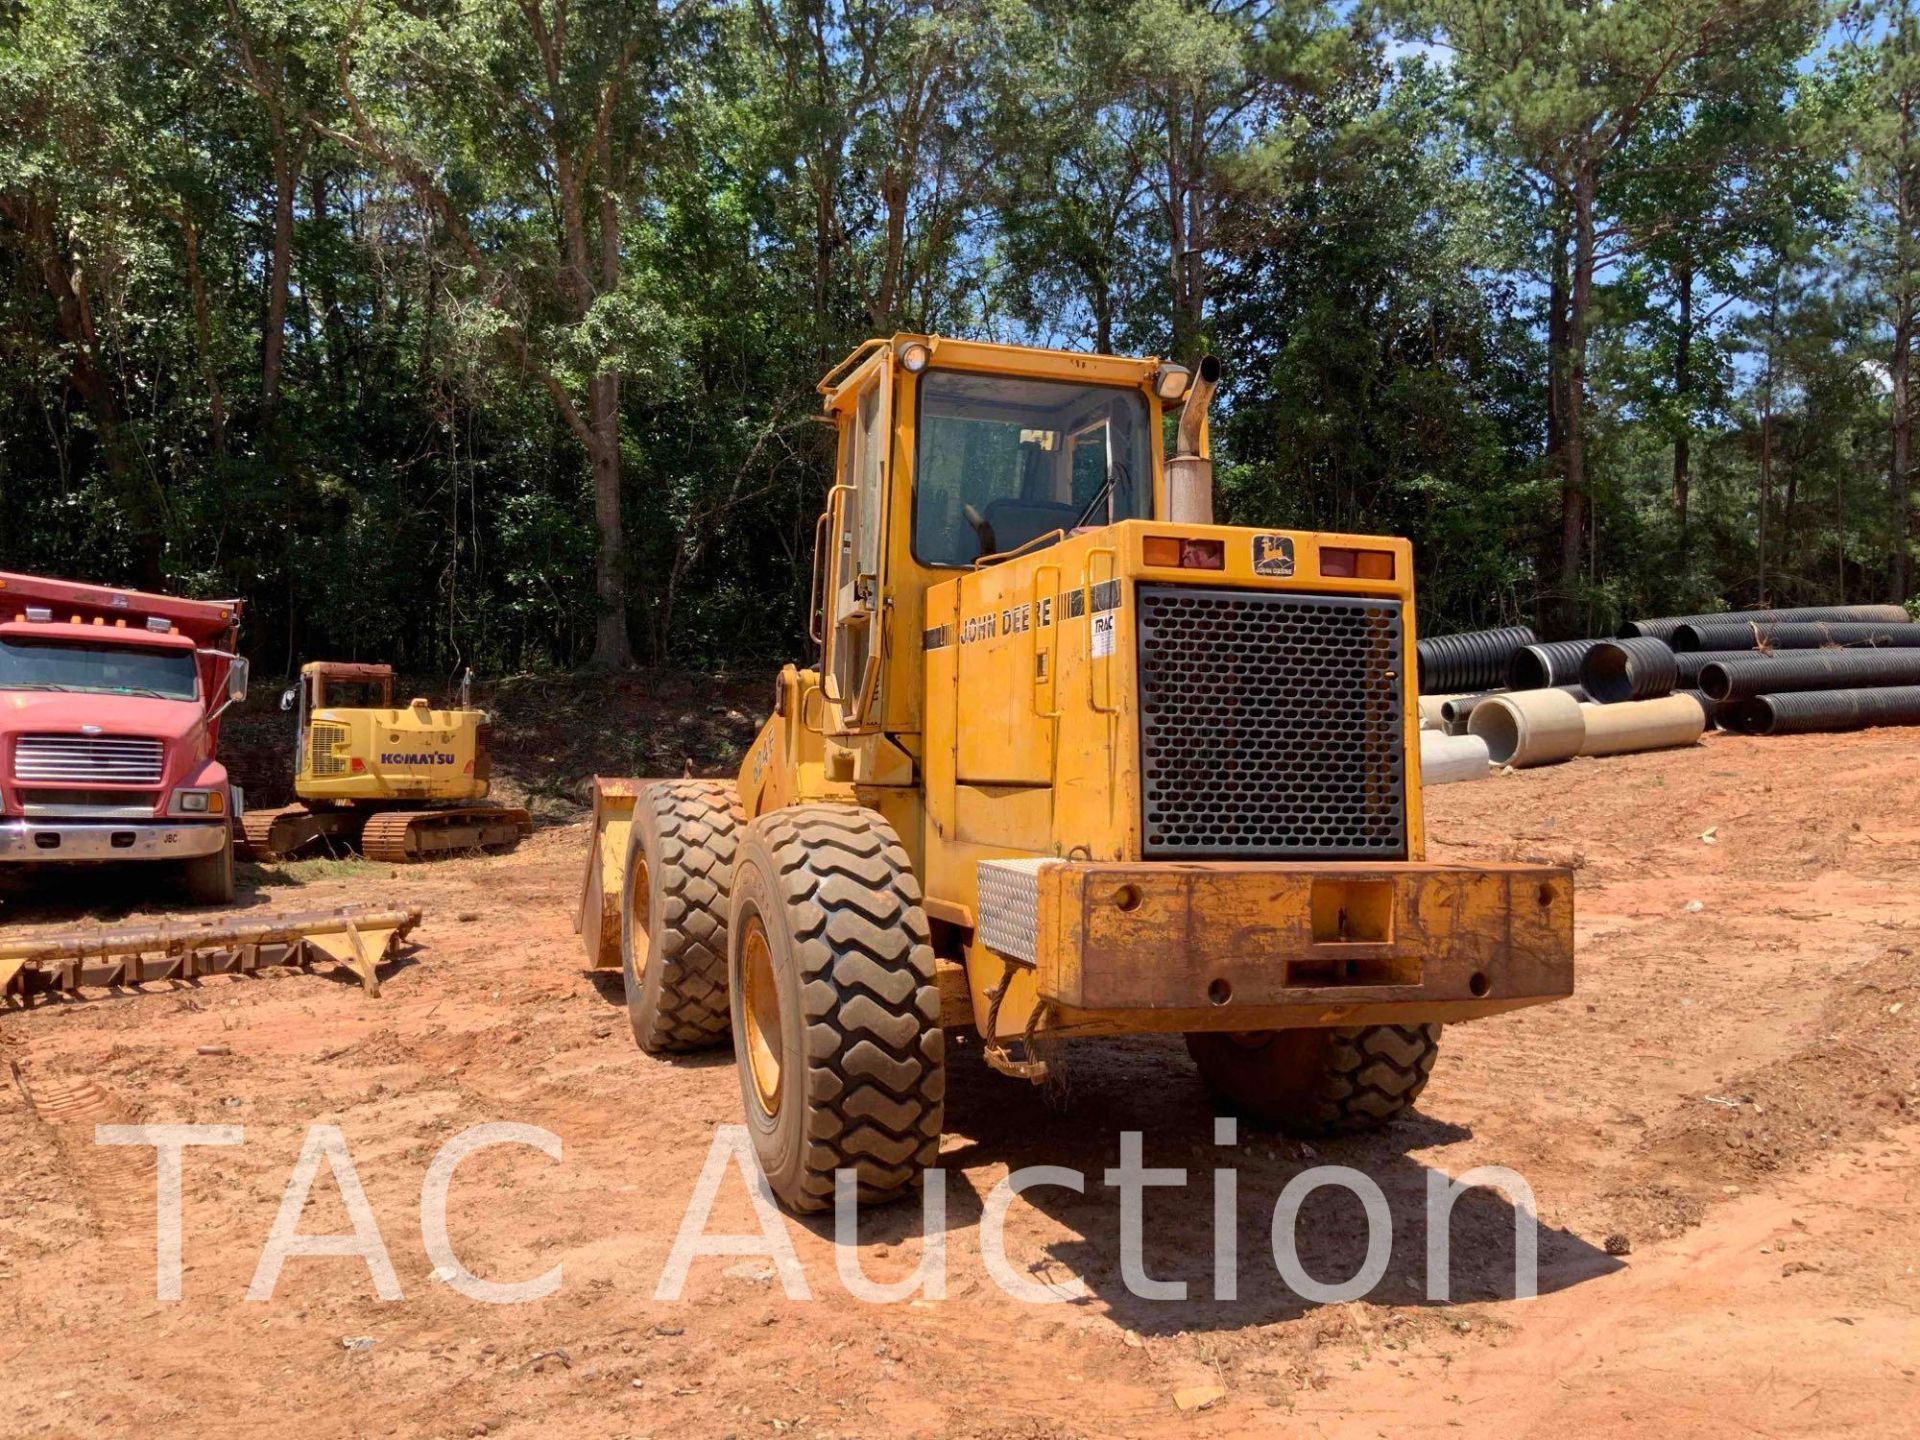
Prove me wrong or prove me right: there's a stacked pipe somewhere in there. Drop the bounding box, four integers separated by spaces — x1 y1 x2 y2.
1573 640 1748 725
1620 604 1910 643
1672 619 1920 652
1722 686 1920 736
1417 625 1536 694
1509 639 1603 690
1422 604 1920 757
1699 648 1920 703
1580 637 1676 703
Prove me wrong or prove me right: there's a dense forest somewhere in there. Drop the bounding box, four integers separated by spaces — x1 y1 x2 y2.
3 0 1919 676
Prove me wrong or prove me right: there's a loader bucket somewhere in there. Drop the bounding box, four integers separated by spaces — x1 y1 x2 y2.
577 777 640 971
0 905 423 1003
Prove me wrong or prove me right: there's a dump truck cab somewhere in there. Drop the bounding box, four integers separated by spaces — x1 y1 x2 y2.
0 571 247 904
583 336 1574 1214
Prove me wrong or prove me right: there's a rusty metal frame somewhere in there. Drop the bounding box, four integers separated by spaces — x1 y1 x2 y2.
0 906 423 1003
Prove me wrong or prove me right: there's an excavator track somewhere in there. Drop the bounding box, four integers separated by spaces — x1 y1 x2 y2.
238 805 311 862
360 806 532 863
237 804 364 862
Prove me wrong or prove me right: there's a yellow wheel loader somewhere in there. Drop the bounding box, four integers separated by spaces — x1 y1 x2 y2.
579 336 1574 1213
242 662 530 863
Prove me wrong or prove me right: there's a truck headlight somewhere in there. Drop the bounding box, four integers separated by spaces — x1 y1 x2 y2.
172 789 224 815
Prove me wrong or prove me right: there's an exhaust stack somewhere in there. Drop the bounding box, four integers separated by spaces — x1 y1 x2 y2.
1167 355 1221 524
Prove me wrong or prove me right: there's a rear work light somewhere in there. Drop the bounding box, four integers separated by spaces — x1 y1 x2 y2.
1319 546 1395 581
1143 536 1225 570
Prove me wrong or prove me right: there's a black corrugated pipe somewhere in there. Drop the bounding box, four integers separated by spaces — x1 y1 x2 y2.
1723 685 1920 736
1672 688 1741 728
1509 639 1604 690
1621 604 1911 642
1700 649 1920 702
1673 650 1758 686
1672 619 1920 652
1417 625 1537 694
1580 638 1679 703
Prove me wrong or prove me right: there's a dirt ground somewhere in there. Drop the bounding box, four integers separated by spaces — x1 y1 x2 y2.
3 725 1918 1438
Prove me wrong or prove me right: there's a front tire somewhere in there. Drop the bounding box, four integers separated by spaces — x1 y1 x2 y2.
182 831 235 905
1186 1024 1441 1136
621 780 744 1053
728 805 943 1213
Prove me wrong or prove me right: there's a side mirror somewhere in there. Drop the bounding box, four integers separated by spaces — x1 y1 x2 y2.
227 656 250 704
279 686 297 713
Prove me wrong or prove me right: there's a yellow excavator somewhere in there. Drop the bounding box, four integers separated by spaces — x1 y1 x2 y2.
241 662 530 863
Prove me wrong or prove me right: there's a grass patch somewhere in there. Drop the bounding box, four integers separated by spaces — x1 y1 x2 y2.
242 856 383 887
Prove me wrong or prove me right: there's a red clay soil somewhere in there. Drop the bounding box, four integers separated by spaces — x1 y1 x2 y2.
2 725 1917 1438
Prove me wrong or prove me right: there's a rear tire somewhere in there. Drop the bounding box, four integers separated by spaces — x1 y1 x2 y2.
728 805 943 1213
182 831 236 906
621 780 744 1053
1186 1024 1441 1136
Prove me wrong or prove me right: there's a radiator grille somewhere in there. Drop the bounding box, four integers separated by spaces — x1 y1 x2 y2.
14 734 164 786
309 722 351 777
1137 586 1407 859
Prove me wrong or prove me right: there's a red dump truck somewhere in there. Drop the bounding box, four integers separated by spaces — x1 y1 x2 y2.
0 571 248 903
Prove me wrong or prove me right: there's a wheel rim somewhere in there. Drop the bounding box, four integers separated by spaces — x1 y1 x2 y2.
625 858 652 979
741 915 783 1113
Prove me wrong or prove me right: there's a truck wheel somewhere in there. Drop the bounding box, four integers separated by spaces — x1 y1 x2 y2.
182 831 236 905
621 780 744 1053
728 805 943 1214
1186 1024 1441 1136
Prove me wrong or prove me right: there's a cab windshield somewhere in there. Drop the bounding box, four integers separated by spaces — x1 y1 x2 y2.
913 371 1152 565
0 637 199 700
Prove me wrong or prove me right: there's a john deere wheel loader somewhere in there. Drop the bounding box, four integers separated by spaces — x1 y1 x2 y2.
243 662 530 863
578 336 1574 1213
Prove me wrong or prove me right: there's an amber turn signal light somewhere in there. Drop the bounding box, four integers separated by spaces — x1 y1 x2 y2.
1319 546 1395 580
1144 536 1225 570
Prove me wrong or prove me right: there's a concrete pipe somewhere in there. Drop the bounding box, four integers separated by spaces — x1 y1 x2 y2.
1419 729 1491 786
1577 693 1705 757
1417 692 1471 730
1467 688 1586 768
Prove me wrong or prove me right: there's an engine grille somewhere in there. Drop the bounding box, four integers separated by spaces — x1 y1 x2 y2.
309 722 351 777
1137 586 1407 859
13 734 165 786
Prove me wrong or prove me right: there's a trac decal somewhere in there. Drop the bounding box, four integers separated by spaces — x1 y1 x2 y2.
382 751 456 766
1090 579 1122 658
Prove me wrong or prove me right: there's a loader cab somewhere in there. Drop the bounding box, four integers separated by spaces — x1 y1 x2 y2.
811 336 1193 733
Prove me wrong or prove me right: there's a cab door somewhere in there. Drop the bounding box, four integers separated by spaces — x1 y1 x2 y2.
821 358 891 730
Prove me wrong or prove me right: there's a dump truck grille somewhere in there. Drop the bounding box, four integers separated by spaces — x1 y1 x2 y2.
14 735 165 786
1137 586 1407 859
309 722 350 777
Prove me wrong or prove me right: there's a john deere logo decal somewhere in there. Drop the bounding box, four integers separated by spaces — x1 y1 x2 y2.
1253 535 1294 577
